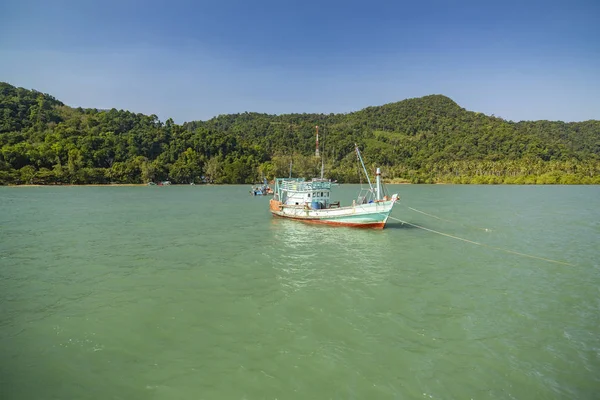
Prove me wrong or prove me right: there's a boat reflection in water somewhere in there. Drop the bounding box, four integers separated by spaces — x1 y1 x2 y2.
268 217 396 293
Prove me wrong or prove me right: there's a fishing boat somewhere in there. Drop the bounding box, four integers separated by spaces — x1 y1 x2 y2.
269 140 398 229
250 177 274 196
251 185 273 196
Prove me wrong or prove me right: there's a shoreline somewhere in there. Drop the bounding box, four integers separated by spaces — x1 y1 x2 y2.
6 181 411 187
4 182 598 187
5 184 148 187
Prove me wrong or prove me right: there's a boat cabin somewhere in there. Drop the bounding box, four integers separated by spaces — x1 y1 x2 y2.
273 178 336 209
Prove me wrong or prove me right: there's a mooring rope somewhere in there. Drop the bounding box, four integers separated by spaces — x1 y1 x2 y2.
404 205 491 232
387 214 575 266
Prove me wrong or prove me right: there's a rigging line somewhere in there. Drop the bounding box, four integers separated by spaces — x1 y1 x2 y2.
404 205 491 232
355 148 363 188
386 215 575 267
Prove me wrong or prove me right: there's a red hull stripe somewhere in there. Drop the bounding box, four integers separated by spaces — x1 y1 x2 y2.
271 213 385 229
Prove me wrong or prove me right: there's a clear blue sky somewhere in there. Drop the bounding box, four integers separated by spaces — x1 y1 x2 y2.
1 0 598 123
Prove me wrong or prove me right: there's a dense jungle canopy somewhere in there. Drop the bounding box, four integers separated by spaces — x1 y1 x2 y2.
1 82 598 185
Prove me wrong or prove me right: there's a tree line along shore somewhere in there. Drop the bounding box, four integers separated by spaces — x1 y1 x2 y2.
1 82 598 185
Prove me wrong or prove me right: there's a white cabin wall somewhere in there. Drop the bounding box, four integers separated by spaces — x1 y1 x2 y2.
283 190 331 206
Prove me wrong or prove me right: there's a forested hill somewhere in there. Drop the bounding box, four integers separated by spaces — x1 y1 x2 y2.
1 81 599 185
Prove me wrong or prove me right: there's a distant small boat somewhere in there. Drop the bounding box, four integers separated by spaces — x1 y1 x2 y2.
250 186 274 196
269 144 398 229
250 177 274 196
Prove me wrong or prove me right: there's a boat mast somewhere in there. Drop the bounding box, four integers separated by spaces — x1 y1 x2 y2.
288 124 294 178
375 168 382 200
315 125 320 157
355 144 375 192
318 125 325 179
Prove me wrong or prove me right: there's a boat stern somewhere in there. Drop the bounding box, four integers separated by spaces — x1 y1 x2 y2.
269 199 283 213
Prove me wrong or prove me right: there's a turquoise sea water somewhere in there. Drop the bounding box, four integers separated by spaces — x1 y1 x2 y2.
1 184 599 399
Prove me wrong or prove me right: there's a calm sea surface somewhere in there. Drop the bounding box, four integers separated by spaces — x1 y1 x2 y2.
1 184 599 399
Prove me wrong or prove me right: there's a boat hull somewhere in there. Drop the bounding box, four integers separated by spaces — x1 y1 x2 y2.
269 198 396 229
